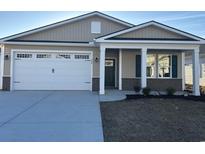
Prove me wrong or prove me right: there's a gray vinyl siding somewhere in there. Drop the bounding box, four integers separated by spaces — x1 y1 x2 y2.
14 15 128 42
114 25 190 39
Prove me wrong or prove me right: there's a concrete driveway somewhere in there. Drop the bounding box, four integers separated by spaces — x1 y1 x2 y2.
0 91 103 141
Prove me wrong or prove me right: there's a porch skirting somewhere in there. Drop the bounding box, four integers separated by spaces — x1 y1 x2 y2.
122 78 182 91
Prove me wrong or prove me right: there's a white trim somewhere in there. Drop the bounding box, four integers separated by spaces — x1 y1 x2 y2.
90 52 93 91
11 49 93 54
96 40 203 44
10 49 93 91
100 42 200 50
95 21 204 42
99 46 105 95
141 48 147 88
119 49 122 90
0 45 4 89
146 53 157 78
1 41 95 47
181 52 185 90
157 54 172 78
10 50 14 91
1 12 133 41
192 48 200 96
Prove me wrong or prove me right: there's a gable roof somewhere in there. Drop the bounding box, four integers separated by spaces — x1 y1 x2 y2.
95 21 205 42
0 11 134 42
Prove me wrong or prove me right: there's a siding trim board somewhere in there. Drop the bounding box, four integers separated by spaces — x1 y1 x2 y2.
3 41 95 47
107 38 196 41
8 40 90 44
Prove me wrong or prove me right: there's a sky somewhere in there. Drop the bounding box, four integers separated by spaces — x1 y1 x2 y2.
0 11 205 39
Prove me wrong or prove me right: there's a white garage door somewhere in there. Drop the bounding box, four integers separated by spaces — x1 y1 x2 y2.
13 51 92 90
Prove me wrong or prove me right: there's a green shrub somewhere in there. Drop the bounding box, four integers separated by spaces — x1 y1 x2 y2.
200 86 205 95
166 87 176 95
142 87 151 96
134 86 141 92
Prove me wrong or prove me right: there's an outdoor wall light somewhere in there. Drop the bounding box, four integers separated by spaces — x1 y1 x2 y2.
95 57 99 63
4 55 9 60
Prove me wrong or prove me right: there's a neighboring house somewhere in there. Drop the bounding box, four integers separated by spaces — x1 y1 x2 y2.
0 11 204 96
185 45 205 87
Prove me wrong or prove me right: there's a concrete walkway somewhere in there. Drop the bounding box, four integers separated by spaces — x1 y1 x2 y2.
99 90 136 102
0 91 103 142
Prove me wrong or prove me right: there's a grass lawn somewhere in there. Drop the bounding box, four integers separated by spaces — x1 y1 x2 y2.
100 98 205 142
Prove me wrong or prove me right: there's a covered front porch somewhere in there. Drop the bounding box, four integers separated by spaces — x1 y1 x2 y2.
98 43 201 96
95 21 203 96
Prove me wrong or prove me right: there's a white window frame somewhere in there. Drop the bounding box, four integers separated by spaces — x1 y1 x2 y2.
146 53 177 79
158 54 172 79
146 54 157 78
201 63 205 78
91 21 101 34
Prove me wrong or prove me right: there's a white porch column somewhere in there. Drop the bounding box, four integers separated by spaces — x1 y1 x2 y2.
119 49 122 90
192 47 200 96
181 52 185 90
99 46 105 95
141 48 147 88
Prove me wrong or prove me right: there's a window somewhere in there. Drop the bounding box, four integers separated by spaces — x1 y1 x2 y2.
16 53 32 58
136 53 178 78
91 21 101 34
158 54 171 78
146 54 156 77
75 54 89 59
201 64 205 78
56 54 71 59
36 54 51 58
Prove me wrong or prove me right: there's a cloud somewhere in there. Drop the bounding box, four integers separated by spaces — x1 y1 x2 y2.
157 13 205 22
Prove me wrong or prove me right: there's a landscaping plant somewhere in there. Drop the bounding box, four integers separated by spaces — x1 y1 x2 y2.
142 87 151 96
134 86 141 93
166 87 176 95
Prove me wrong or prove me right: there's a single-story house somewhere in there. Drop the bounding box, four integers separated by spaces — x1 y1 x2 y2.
0 11 204 96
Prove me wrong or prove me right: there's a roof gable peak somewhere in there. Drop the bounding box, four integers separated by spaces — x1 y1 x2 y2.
95 20 205 42
0 11 134 41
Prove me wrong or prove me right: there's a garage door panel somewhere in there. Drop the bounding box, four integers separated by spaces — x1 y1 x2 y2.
13 52 92 90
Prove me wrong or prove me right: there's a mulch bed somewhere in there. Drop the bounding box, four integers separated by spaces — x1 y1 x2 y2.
126 94 205 102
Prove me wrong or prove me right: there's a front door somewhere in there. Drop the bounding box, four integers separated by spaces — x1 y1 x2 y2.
105 59 115 87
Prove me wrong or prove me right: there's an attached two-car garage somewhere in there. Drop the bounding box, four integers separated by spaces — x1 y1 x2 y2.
12 50 92 90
